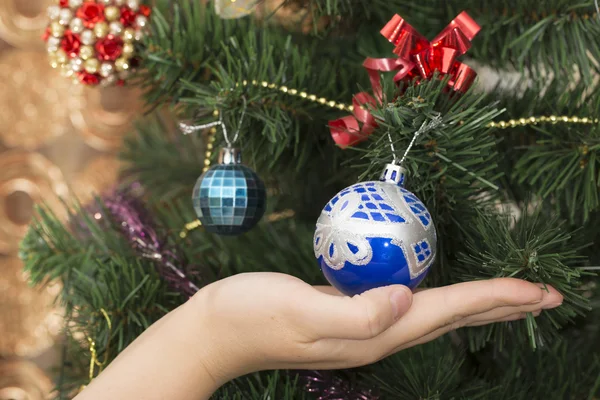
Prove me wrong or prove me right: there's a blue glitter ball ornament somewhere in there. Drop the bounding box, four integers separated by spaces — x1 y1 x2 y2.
192 147 266 235
314 164 437 296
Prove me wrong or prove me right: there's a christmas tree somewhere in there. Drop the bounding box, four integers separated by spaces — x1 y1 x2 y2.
22 0 600 398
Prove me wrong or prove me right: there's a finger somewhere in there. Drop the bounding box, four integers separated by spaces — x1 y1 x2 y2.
379 283 559 355
366 279 554 353
301 285 413 340
459 300 555 327
389 308 545 356
399 278 546 336
465 309 542 327
401 309 544 351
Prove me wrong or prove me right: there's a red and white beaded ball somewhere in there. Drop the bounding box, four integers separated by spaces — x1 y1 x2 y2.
43 0 151 87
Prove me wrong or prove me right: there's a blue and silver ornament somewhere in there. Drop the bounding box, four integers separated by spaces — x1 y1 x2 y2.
192 147 266 235
314 164 436 296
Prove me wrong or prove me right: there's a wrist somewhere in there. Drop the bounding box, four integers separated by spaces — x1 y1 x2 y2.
185 283 258 392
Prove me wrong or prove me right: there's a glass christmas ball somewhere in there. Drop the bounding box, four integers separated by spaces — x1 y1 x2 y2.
314 164 436 296
192 148 266 236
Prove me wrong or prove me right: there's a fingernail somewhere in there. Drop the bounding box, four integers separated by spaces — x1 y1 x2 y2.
542 302 562 310
390 287 411 320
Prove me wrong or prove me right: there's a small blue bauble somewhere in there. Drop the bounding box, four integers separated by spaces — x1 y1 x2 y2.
192 147 266 236
314 164 437 296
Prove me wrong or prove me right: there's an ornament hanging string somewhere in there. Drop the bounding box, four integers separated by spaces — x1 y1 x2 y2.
385 113 498 190
179 97 247 148
387 113 443 165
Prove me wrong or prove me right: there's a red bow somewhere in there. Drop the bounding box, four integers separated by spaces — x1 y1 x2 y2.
329 11 480 148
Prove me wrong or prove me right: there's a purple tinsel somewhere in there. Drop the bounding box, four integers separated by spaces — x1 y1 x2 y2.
75 183 200 298
296 370 380 400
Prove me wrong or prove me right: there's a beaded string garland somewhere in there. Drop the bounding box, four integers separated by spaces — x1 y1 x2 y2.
231 79 598 130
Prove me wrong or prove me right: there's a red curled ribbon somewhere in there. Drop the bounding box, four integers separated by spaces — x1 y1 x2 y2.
329 11 481 148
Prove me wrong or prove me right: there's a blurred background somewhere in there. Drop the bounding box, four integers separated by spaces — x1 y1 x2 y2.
0 0 143 397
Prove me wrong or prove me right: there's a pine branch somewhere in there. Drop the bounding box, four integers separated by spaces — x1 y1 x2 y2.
121 111 352 219
481 340 600 399
141 1 367 108
134 1 369 183
20 204 182 390
492 77 599 119
120 114 205 202
294 0 409 26
582 211 600 266
154 198 326 285
491 80 600 222
172 31 363 168
362 338 495 399
214 371 310 400
358 78 503 213
456 208 592 350
53 334 93 398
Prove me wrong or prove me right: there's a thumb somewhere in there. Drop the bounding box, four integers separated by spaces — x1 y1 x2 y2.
304 285 413 340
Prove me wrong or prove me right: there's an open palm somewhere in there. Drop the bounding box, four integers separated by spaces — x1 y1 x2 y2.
192 272 563 376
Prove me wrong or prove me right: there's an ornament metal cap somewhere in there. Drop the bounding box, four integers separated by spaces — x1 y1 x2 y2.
380 163 406 187
218 147 242 165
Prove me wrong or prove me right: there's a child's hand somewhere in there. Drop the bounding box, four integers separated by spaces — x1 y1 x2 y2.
77 273 562 400
192 273 561 382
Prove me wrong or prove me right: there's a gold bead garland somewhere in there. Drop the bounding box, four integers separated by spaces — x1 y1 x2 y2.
87 308 112 382
78 308 112 393
202 110 220 174
488 115 599 129
234 79 355 113
180 220 202 239
234 80 598 129
180 112 219 238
